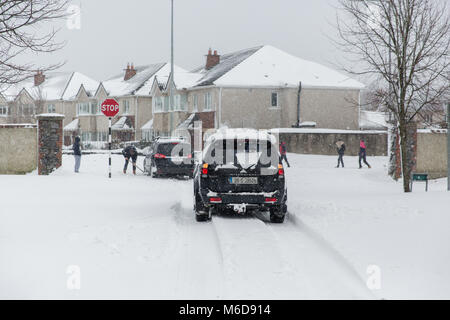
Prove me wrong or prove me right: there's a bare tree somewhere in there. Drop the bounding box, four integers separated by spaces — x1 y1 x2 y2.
0 0 68 87
336 0 450 192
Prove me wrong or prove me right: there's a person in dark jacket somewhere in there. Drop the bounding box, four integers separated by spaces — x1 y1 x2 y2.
279 141 290 167
122 145 138 174
335 139 346 168
72 136 82 173
359 139 371 169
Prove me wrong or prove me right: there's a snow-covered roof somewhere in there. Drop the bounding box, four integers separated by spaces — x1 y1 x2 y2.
193 46 263 86
141 118 153 130
0 72 99 101
271 127 386 134
112 116 133 131
157 71 203 93
64 118 79 131
193 45 364 89
176 113 198 130
359 110 388 130
102 63 175 97
134 64 188 96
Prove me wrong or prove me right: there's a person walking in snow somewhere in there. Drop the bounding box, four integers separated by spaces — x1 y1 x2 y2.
72 136 82 173
279 141 290 167
335 139 346 168
358 139 371 169
122 145 138 174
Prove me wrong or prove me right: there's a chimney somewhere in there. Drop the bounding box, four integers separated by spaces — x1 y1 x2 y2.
205 49 220 70
34 71 45 86
124 62 137 81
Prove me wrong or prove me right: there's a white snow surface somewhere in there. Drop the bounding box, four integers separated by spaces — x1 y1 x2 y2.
64 118 79 131
103 63 188 97
135 64 188 96
360 110 388 130
0 154 449 299
210 45 365 89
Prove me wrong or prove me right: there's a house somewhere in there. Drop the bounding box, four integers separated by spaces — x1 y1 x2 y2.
89 62 187 144
0 72 99 135
152 45 365 137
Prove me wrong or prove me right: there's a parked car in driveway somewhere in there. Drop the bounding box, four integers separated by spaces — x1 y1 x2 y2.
193 129 287 223
143 137 194 178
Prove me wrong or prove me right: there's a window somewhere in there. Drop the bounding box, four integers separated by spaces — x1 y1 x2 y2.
174 95 181 111
153 97 164 112
20 104 35 116
192 94 198 112
77 102 98 115
271 92 279 108
47 104 56 113
123 100 130 114
204 92 212 111
164 96 169 112
81 131 107 142
0 105 7 116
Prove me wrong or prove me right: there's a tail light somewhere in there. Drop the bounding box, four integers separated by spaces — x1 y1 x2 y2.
209 197 222 203
202 163 208 176
278 164 284 176
187 153 192 159
265 197 277 203
154 153 166 159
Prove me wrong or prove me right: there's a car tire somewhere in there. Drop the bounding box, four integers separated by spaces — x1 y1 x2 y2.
270 207 285 223
194 192 209 222
151 162 158 178
195 213 209 222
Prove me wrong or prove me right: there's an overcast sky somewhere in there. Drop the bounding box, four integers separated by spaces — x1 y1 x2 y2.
28 0 352 82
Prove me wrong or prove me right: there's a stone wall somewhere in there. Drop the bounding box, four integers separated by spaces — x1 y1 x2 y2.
416 131 448 179
37 114 64 175
0 124 37 174
275 129 388 156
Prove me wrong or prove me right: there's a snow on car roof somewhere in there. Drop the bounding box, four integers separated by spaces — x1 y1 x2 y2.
205 128 277 144
155 136 189 144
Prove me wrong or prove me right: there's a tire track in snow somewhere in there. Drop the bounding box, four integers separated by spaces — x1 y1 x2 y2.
211 213 295 299
264 211 375 299
170 201 225 299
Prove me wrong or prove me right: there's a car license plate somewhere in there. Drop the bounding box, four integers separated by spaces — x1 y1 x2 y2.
230 177 258 184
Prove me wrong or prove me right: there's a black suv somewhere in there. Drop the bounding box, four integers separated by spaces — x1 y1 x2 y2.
143 137 194 178
193 129 287 223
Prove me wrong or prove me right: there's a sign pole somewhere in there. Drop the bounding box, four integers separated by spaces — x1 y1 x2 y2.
101 98 119 178
109 117 112 179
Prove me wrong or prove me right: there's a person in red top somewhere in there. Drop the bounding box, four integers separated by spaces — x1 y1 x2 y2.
359 139 371 169
279 141 290 167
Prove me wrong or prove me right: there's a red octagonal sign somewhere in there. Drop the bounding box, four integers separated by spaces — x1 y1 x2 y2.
101 98 120 117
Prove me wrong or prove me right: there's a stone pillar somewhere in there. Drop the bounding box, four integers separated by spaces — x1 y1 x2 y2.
37 114 65 175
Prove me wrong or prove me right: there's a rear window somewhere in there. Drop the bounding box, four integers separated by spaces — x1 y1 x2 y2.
205 139 276 167
157 142 191 156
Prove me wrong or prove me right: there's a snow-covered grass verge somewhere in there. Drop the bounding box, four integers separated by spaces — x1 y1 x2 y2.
286 154 450 299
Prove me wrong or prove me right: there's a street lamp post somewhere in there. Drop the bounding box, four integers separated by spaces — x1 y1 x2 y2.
169 0 174 134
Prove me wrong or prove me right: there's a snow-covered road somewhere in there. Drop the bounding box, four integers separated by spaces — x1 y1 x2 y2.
1 153 449 299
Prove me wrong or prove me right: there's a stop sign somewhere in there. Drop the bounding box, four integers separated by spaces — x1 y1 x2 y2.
101 98 120 117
